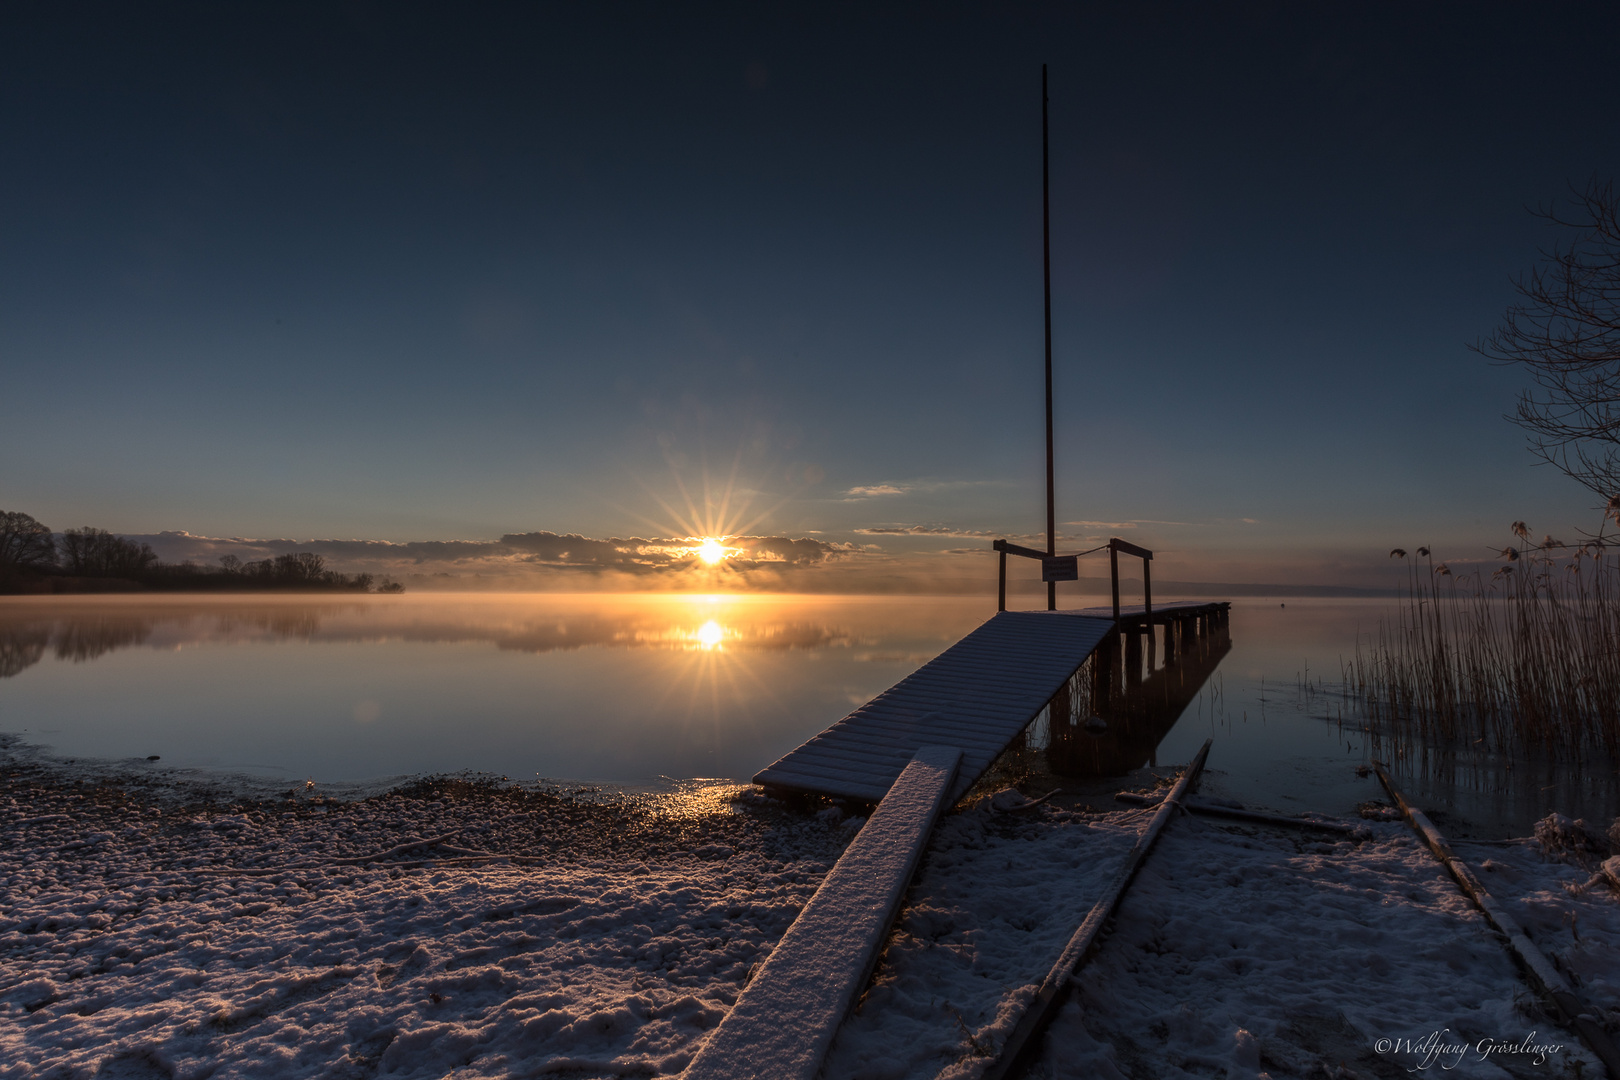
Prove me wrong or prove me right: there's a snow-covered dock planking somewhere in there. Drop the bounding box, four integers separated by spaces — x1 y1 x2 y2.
685 746 963 1080
753 610 1116 804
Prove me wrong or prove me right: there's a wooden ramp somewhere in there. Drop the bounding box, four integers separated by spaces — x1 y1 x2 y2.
754 610 1115 804
685 747 962 1080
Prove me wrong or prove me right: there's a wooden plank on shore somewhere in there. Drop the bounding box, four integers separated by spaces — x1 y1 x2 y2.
982 739 1213 1080
1374 762 1620 1079
686 746 963 1080
1114 792 1364 834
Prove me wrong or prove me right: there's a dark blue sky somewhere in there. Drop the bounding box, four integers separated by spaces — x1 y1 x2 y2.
5 3 1619 586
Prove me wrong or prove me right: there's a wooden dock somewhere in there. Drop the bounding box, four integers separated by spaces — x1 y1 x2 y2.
754 610 1113 803
753 600 1223 805
716 537 1234 1071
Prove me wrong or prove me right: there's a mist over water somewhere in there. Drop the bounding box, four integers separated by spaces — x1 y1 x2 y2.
0 594 988 788
0 594 1611 834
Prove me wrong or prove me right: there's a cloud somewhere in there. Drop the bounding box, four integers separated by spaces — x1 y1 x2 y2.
499 531 667 569
855 525 998 538
856 526 1095 543
838 479 1006 503
1063 519 1207 528
146 532 505 564
136 529 854 579
730 535 856 565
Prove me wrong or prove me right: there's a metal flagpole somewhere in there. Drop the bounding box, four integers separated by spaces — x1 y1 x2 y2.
1043 65 1056 611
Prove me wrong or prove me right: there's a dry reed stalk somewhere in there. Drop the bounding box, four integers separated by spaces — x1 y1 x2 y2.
1350 528 1620 762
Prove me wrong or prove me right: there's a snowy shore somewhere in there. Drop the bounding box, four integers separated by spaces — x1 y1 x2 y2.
2 739 1617 1079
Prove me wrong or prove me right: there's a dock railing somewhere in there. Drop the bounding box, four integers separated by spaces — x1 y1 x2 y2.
992 536 1152 620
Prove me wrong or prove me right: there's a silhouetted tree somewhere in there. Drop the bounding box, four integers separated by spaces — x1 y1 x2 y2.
0 511 57 569
1477 180 1620 499
59 527 159 577
272 552 327 583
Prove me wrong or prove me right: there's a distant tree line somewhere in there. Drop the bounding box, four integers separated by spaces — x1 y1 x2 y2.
0 510 404 594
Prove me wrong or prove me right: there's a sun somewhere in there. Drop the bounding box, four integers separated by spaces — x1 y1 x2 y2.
696 537 728 565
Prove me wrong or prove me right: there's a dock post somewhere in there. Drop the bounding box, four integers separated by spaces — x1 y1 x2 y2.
1124 627 1142 685
1141 559 1153 671
1109 544 1120 621
1047 677 1072 742
998 549 1007 612
1092 633 1116 706
1142 557 1152 624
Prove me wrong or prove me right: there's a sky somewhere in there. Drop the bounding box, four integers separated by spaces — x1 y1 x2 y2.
4 2 1620 592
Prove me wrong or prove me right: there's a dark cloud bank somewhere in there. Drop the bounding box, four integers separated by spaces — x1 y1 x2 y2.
122 530 1396 595
135 530 856 586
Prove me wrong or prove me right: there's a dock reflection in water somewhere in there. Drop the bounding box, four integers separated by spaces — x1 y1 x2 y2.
1046 613 1232 777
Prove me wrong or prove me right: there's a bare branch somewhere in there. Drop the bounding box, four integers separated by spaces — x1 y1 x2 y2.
1475 180 1620 499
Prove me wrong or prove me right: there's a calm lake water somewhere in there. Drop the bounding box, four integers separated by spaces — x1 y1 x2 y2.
0 593 1612 834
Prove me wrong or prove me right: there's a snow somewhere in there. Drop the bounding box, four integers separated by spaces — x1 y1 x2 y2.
0 747 854 1079
3 734 1617 1080
822 794 1620 1080
1029 814 1620 1078
820 800 1145 1079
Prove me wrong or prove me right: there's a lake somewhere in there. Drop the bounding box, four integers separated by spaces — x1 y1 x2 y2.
1 593 1611 833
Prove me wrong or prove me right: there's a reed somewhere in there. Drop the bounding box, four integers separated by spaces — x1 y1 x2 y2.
1348 523 1620 762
